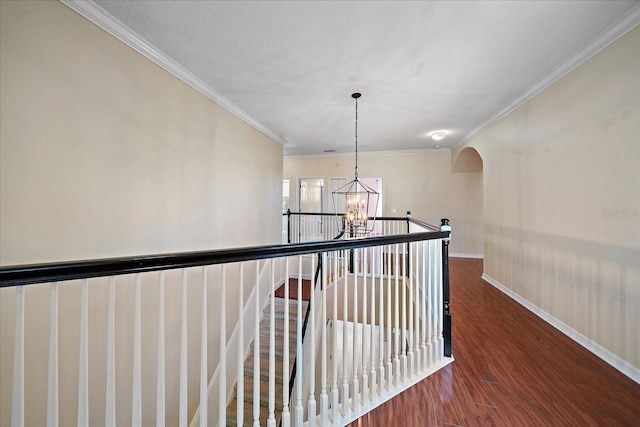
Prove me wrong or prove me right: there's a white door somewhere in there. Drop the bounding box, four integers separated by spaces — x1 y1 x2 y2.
299 178 324 241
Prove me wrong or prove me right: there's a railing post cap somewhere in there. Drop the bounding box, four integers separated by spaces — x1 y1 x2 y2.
440 218 451 242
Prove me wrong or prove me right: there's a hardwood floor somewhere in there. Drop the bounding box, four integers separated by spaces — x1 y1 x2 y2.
275 278 312 301
348 258 640 426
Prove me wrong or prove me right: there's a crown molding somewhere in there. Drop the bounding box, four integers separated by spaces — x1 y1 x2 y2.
452 4 640 151
284 147 451 159
59 0 286 146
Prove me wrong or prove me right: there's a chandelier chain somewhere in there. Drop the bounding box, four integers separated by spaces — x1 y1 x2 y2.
354 95 358 179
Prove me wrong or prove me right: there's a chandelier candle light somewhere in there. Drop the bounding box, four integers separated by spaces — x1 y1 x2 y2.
332 93 379 237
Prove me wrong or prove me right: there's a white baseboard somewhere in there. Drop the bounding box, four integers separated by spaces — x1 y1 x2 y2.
481 273 640 385
450 253 483 259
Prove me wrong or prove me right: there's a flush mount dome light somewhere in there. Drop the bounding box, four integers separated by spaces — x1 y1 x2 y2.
431 131 447 141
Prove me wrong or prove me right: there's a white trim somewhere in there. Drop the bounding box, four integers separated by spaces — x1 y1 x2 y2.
452 5 640 151
59 0 286 146
284 148 449 159
450 253 483 259
481 273 640 385
336 355 454 427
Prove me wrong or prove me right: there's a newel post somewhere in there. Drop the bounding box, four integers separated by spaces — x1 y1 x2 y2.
440 218 452 357
286 209 291 243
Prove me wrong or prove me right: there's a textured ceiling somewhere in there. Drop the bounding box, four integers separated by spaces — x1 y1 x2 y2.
90 0 640 156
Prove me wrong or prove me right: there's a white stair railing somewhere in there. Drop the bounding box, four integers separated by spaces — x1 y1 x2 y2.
0 217 450 427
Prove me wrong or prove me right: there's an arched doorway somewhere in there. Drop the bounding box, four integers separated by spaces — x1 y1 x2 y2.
452 147 484 258
453 146 483 173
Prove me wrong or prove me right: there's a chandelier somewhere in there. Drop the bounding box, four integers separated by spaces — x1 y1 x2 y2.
332 93 379 237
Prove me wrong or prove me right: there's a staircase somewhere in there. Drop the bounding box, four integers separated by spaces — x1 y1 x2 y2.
226 295 309 426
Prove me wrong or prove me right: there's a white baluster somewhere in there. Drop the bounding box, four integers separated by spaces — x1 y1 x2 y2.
393 245 400 388
421 241 428 371
156 273 165 427
378 247 385 396
200 267 208 427
295 256 303 427
386 247 392 391
361 248 369 407
219 266 227 427
78 279 89 427
12 285 25 427
352 249 360 412
320 253 328 426
267 259 276 427
418 242 424 371
308 255 316 424
133 274 142 426
369 248 377 399
254 262 261 427
401 246 408 384
331 252 340 425
411 242 422 375
179 270 188 427
342 251 350 418
237 265 244 426
282 259 290 427
268 262 276 427
47 283 59 427
405 243 416 379
377 246 385 396
427 240 435 367
106 278 115 427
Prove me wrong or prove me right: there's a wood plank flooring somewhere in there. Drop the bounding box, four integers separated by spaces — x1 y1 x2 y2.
348 258 640 426
275 278 312 301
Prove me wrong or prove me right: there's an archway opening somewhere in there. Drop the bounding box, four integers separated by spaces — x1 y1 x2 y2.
451 147 484 259
453 146 483 173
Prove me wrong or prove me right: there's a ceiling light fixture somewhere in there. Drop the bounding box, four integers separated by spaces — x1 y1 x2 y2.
431 131 447 141
332 93 379 238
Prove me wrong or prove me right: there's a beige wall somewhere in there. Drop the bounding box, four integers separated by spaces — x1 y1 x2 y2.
0 1 282 425
0 1 283 266
284 151 483 257
455 27 639 379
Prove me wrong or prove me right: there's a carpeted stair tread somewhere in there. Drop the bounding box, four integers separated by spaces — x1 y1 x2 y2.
225 294 309 427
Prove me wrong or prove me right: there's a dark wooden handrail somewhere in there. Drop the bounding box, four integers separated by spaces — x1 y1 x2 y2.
283 210 413 222
284 210 440 229
408 217 440 231
0 230 449 288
